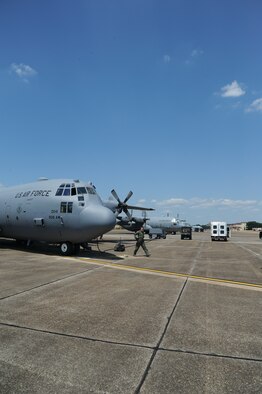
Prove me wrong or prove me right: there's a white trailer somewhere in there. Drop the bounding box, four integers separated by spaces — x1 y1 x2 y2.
211 221 228 241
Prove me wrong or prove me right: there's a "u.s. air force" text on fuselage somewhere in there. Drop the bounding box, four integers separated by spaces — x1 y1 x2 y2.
15 190 52 198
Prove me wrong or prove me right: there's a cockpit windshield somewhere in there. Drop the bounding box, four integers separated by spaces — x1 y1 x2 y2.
55 183 96 196
86 186 96 195
77 187 87 194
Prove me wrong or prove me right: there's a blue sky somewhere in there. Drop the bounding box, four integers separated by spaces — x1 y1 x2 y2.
1 0 262 224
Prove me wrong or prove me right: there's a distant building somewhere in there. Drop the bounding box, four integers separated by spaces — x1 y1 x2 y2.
229 222 247 231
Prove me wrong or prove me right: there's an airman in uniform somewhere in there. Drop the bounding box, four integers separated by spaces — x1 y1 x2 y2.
133 227 150 257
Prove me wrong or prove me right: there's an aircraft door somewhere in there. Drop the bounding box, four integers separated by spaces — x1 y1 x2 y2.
5 200 32 238
4 204 14 238
0 202 5 225
5 204 12 225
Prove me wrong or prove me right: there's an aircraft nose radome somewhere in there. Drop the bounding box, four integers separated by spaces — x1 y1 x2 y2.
81 206 116 235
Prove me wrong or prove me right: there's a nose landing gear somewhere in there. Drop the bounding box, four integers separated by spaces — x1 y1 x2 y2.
60 242 80 256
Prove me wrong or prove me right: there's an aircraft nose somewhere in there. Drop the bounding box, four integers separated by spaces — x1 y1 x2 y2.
80 206 116 238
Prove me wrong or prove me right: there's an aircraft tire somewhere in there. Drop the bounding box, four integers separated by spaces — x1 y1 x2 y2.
74 244 80 255
60 242 74 256
16 239 27 246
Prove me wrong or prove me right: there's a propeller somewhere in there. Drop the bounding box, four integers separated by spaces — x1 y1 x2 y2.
111 189 133 220
111 189 154 222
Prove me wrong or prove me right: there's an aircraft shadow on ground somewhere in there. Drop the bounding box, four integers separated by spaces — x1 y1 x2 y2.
0 239 123 260
85 240 135 259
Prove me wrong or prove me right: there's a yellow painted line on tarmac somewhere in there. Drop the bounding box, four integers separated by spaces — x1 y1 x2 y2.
76 257 262 289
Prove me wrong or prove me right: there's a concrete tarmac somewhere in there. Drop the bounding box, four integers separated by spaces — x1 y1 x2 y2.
0 230 261 393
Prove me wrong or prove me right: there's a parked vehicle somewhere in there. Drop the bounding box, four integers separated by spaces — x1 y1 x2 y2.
149 228 166 239
181 226 192 240
211 221 228 241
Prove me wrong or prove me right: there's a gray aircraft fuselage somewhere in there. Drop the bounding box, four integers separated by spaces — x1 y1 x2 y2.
118 216 183 234
0 179 116 246
145 218 181 233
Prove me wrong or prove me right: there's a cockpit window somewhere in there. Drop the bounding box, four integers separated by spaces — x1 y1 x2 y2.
55 183 81 197
60 202 73 213
60 202 67 213
55 183 94 197
63 188 70 196
86 186 96 195
55 188 63 196
77 187 87 194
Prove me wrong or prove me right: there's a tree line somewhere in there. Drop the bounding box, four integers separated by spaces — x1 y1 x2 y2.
246 221 262 230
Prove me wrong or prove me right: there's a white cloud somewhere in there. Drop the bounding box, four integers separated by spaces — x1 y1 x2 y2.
185 48 204 65
220 80 245 98
146 197 262 223
191 49 204 58
245 98 262 113
10 63 37 82
232 101 242 109
163 55 171 63
157 198 189 206
155 197 259 210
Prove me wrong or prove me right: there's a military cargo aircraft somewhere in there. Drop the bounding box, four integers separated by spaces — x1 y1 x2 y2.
0 178 153 255
117 215 189 238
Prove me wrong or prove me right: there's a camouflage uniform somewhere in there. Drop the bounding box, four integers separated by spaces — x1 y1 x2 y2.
134 228 150 256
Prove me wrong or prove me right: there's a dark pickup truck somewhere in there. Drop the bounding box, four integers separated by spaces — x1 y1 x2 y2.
181 226 192 240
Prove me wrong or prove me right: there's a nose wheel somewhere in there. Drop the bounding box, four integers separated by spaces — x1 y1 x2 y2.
60 242 80 256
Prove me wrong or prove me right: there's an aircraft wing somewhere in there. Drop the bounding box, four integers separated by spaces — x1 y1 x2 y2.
125 205 154 211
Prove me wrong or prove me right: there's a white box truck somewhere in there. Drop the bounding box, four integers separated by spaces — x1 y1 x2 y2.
211 221 228 241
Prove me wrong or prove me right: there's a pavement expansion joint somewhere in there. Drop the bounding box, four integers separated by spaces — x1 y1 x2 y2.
135 279 188 393
0 267 102 301
0 321 154 351
158 347 262 364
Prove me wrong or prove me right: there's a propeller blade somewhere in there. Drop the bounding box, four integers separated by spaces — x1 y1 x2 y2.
123 207 132 221
111 189 121 204
123 191 133 204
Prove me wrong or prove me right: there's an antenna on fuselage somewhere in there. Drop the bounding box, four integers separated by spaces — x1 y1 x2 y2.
38 177 48 181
